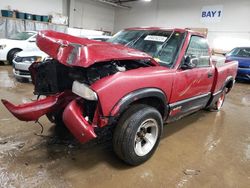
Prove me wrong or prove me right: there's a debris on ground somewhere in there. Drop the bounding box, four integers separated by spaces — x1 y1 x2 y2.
0 141 7 145
183 169 201 176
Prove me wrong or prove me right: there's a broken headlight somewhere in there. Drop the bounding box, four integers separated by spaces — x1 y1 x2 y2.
72 81 98 101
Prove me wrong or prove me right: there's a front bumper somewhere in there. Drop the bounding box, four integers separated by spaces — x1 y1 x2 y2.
63 99 97 143
13 69 31 79
12 59 32 79
1 91 75 121
2 92 98 144
237 68 250 81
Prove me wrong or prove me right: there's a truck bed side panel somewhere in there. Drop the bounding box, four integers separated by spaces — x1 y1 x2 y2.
212 60 238 94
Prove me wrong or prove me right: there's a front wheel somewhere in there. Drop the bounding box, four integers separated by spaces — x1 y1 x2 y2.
7 49 21 65
113 104 163 166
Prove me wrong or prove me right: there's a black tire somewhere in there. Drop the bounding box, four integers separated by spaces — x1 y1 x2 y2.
210 88 226 111
54 111 74 140
113 104 163 166
7 49 22 65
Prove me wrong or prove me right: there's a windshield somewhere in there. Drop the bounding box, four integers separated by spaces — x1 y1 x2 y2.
228 48 250 58
8 32 35 40
107 30 185 67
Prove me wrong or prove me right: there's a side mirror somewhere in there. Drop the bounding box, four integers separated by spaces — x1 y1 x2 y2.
181 56 199 69
28 38 36 42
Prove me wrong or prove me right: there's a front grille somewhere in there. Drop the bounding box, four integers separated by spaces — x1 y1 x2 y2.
19 70 30 75
15 69 30 75
33 59 74 95
239 65 250 69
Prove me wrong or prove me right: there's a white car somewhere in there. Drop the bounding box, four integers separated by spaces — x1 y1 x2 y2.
13 50 48 81
0 31 38 64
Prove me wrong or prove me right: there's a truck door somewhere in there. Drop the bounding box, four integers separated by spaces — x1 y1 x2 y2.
168 35 214 120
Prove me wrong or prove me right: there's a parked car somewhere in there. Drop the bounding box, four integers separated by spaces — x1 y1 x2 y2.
226 47 250 81
12 50 48 81
0 31 38 64
2 28 238 165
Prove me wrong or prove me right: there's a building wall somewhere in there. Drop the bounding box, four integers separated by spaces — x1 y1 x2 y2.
114 0 250 50
70 0 115 33
0 0 64 15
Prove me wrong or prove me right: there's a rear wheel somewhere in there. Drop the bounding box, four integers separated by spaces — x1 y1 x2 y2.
211 89 226 111
7 49 22 65
113 104 163 166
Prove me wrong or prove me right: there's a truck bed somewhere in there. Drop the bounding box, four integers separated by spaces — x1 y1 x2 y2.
211 56 238 94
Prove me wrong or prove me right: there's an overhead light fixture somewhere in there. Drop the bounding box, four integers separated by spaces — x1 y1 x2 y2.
143 0 152 2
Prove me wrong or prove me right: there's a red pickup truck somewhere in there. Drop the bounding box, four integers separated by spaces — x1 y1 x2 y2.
2 28 238 165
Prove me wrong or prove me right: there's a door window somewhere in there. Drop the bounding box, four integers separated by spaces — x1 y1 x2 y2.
186 36 210 67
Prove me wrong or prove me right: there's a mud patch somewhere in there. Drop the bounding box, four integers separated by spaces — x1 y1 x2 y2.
0 138 25 158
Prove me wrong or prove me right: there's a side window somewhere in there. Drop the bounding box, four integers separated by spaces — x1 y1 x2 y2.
186 36 210 67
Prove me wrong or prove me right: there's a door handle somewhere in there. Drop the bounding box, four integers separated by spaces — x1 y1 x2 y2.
208 72 213 78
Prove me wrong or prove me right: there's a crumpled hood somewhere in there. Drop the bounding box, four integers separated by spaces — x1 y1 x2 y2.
36 30 156 68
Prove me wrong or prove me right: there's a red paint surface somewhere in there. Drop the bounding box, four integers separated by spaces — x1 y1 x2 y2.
211 62 238 93
1 91 76 121
1 28 238 144
91 66 175 116
63 99 97 143
36 30 158 68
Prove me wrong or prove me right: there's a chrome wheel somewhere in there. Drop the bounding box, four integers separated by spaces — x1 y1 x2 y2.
134 118 159 156
216 91 225 110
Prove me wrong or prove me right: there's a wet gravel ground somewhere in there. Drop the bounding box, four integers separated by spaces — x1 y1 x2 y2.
0 65 250 188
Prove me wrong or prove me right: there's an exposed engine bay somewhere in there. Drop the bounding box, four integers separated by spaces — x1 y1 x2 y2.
31 59 154 96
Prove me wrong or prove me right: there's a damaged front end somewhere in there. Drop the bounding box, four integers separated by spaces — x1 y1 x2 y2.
2 30 156 144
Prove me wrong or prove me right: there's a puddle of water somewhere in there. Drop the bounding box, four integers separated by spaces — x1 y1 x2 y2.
0 71 15 88
0 118 10 121
140 170 154 183
245 144 250 160
241 96 250 106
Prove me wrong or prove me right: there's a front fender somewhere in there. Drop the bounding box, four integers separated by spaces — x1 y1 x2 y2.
91 66 174 117
110 88 168 118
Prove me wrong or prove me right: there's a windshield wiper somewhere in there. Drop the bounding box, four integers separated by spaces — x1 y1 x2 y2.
156 30 175 57
125 33 146 47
